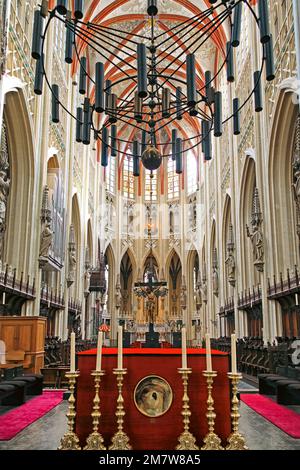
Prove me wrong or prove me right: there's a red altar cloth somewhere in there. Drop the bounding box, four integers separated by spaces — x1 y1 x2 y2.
76 348 231 450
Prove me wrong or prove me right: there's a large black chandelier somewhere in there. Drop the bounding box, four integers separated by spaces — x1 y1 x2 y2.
32 0 275 174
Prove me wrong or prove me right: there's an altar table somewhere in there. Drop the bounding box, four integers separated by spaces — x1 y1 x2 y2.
76 348 231 450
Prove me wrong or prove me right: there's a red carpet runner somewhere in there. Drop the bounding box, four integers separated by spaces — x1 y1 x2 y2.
241 394 300 438
0 390 64 441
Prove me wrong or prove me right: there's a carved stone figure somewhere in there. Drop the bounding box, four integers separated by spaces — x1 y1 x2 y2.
39 221 53 258
246 223 264 272
225 252 236 287
246 188 264 272
212 249 219 296
0 123 10 258
292 116 300 240
84 270 91 297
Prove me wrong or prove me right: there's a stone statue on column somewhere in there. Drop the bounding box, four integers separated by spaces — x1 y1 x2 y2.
67 225 76 287
84 247 91 297
225 223 236 287
194 270 202 312
246 187 264 272
39 186 54 266
201 263 208 303
0 122 10 260
212 248 219 296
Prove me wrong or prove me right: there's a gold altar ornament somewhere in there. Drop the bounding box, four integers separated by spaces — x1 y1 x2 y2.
201 370 224 450
134 375 173 418
226 372 248 450
84 370 106 450
58 371 81 450
109 369 132 450
176 368 199 450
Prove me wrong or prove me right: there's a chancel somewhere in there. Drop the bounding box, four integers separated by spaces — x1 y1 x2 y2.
0 0 300 454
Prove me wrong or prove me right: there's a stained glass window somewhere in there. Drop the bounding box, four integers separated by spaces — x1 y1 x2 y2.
107 156 116 194
168 157 179 199
187 154 198 194
123 155 134 199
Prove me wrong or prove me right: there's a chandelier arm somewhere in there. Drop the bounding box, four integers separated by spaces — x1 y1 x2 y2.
154 2 219 40
156 6 231 79
155 6 221 55
69 21 137 75
86 23 142 49
78 19 152 41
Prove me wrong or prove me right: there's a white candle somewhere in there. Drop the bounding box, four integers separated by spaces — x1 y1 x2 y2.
70 332 76 373
296 293 299 306
231 333 237 374
181 327 187 369
96 331 103 372
205 333 212 372
117 325 123 370
3 292 5 305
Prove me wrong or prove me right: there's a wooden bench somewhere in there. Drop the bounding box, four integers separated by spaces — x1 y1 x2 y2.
6 350 32 370
41 366 69 388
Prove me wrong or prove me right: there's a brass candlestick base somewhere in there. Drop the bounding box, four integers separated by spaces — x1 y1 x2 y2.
176 368 199 450
59 371 81 450
84 370 106 450
201 370 224 450
109 369 132 450
226 372 248 450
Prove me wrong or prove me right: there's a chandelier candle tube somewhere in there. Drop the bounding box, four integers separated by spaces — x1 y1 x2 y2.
205 333 212 372
141 130 147 155
95 62 105 113
101 127 108 167
83 98 91 145
56 0 67 16
51 85 60 123
181 327 187 369
137 43 148 98
108 94 117 123
41 0 49 18
172 129 177 161
231 2 242 47
32 9 44 60
205 71 212 100
133 141 140 177
231 333 237 374
175 138 183 174
76 107 83 143
264 34 275 81
233 98 240 136
117 326 123 370
79 57 87 95
70 331 76 373
254 71 263 112
147 0 158 16
65 22 74 64
74 0 84 20
111 125 117 156
214 91 222 137
226 42 234 83
105 80 112 110
134 91 143 122
176 87 183 120
258 0 271 44
96 331 103 372
186 53 197 107
34 54 44 95
162 88 171 118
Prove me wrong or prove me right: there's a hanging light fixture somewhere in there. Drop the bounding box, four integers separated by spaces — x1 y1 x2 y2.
32 0 275 173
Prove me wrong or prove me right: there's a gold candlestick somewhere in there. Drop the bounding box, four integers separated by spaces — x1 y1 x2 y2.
109 369 132 450
226 372 248 450
176 368 199 450
59 371 81 450
84 370 106 450
201 371 224 450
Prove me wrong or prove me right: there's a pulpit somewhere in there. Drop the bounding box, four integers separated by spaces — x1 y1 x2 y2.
76 348 231 450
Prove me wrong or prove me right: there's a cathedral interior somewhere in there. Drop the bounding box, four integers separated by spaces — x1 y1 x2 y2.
0 0 300 454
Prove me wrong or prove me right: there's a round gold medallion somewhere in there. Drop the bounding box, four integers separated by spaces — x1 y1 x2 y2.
134 375 173 418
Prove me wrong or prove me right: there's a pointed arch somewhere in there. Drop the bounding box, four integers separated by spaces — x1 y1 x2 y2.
3 88 35 273
268 89 299 274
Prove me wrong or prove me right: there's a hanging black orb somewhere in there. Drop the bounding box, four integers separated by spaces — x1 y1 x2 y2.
141 145 162 171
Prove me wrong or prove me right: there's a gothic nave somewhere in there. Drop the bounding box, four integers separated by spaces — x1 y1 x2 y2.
0 0 300 457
